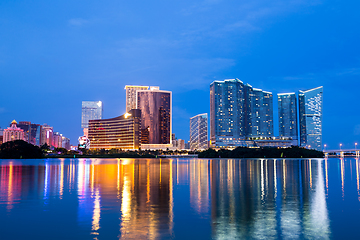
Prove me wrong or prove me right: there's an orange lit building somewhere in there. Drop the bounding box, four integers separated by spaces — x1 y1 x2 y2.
88 109 141 150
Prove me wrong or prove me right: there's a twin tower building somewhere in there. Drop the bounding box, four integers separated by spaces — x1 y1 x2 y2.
209 79 323 151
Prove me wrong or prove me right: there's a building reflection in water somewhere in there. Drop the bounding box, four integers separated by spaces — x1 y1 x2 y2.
2 158 360 238
210 159 331 239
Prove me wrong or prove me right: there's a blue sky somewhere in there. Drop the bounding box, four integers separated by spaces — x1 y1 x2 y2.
0 0 359 150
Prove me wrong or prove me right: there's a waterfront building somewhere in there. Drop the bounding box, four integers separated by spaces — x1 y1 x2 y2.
190 113 208 150
0 128 3 145
3 120 25 143
40 124 53 147
299 86 323 150
17 121 42 146
210 79 273 148
246 87 274 137
210 79 246 148
278 93 298 141
136 87 172 147
172 139 185 150
125 85 149 112
81 101 103 136
88 109 141 150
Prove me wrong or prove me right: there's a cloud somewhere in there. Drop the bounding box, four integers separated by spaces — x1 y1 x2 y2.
68 18 88 26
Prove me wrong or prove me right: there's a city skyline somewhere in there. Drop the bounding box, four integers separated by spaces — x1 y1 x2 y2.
0 0 359 149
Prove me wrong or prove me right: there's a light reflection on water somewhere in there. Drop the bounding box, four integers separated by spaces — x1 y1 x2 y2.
0 158 359 239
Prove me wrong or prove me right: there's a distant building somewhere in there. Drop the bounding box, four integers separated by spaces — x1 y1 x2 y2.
88 109 142 150
299 86 323 151
210 79 273 148
172 139 185 150
3 120 25 143
278 93 298 141
81 101 103 136
17 121 42 146
190 113 208 150
125 85 149 112
137 87 172 147
0 128 3 145
40 124 53 147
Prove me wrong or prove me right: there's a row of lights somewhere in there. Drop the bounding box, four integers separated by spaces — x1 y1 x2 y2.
323 143 358 151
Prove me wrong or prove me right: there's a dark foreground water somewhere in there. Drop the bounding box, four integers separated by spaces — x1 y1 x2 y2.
0 158 359 239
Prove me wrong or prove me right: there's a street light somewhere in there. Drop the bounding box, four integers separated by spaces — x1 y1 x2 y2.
324 144 327 151
340 143 342 150
356 143 358 150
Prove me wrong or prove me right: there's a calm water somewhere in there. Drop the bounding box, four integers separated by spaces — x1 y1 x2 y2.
0 158 359 239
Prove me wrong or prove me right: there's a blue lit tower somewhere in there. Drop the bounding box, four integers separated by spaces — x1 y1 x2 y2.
210 79 246 147
245 86 274 137
278 93 298 140
299 86 323 150
190 113 208 150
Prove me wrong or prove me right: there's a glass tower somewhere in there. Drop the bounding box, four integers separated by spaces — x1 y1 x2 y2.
210 79 246 147
245 87 274 137
278 93 298 140
190 113 208 150
81 101 103 128
17 121 42 146
299 86 323 150
137 88 171 145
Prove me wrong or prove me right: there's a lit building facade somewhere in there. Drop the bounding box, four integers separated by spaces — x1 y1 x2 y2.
137 87 171 146
40 124 53 147
88 109 141 150
125 85 149 112
299 86 323 151
190 113 208 150
278 93 298 140
81 101 103 137
210 79 273 148
3 120 25 143
17 121 42 146
210 79 246 148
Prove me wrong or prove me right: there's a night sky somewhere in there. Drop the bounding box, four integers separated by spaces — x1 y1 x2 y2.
0 0 359 150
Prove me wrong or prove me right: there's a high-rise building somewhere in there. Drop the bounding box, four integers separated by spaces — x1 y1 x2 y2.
81 101 103 136
299 86 323 150
88 109 142 150
17 121 42 146
246 87 274 137
190 113 208 150
210 79 273 148
3 120 25 143
137 87 172 146
0 128 3 145
125 85 149 112
210 79 246 148
278 93 298 140
40 124 53 147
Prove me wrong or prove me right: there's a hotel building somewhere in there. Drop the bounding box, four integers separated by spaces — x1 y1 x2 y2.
210 79 274 148
17 121 42 146
190 113 208 150
88 109 141 150
278 93 298 140
3 120 25 143
299 86 323 150
81 101 103 137
136 87 172 149
125 85 149 112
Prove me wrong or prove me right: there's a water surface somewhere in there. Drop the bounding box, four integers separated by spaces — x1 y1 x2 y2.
0 158 359 239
